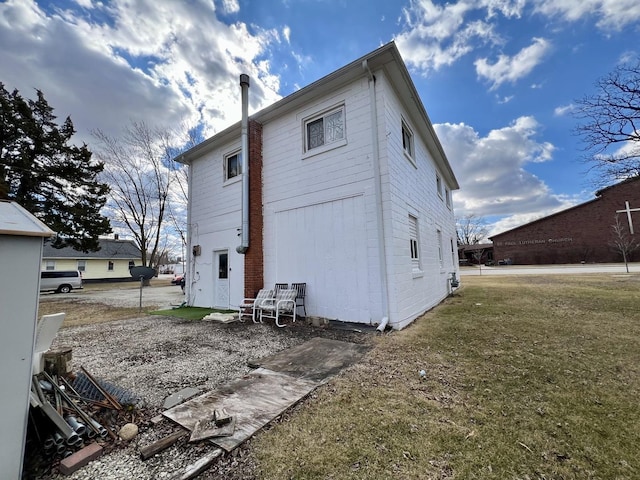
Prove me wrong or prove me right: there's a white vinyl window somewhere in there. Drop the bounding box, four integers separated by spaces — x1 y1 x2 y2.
224 151 242 181
77 260 86 272
445 187 451 208
409 215 420 271
108 261 114 271
45 260 55 271
437 229 443 268
402 120 414 159
305 106 344 151
436 175 443 198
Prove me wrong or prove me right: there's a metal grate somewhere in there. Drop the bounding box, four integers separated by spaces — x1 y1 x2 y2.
71 371 139 406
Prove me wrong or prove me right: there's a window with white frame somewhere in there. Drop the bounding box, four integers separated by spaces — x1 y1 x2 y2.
108 261 114 271
45 260 55 271
224 151 241 181
445 187 451 208
437 229 443 267
305 106 344 151
409 215 420 271
402 120 414 159
450 238 455 265
436 175 443 198
77 260 86 272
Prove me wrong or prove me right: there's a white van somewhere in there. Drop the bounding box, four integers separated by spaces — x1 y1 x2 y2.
40 270 83 294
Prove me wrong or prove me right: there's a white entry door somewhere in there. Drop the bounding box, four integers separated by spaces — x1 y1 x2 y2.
213 250 229 308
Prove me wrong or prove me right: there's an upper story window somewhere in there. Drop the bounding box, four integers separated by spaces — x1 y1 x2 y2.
445 187 451 208
402 120 414 159
305 106 344 151
436 175 443 198
225 151 242 181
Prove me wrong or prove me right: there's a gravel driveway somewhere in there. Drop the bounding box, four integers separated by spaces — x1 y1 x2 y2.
32 283 371 479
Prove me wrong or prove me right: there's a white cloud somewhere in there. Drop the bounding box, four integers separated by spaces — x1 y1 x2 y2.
0 0 284 148
394 0 531 74
219 0 240 15
474 37 551 89
553 104 575 116
435 117 562 227
283 25 291 44
534 0 640 31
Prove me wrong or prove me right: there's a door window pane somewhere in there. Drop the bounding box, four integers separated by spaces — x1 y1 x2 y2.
218 253 228 279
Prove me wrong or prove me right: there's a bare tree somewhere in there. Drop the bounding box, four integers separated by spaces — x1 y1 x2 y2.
92 121 189 272
456 214 489 245
610 215 639 273
471 248 485 275
574 59 640 183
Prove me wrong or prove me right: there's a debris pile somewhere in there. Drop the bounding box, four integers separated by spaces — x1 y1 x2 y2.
24 365 139 477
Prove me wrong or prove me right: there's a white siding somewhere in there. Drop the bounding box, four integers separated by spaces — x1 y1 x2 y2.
187 139 245 308
262 79 384 324
377 72 458 329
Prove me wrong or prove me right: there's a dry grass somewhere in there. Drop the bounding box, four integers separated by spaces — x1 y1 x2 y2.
38 300 144 328
252 274 640 479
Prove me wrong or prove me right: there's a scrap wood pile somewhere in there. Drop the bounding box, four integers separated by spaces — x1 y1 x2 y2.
24 365 139 477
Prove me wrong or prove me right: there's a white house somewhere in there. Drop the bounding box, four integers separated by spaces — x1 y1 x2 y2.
178 42 459 330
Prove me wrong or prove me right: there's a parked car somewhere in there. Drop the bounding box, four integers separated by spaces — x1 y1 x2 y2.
171 274 184 285
40 270 83 294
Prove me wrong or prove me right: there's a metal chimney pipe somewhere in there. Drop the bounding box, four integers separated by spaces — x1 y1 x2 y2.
237 74 250 254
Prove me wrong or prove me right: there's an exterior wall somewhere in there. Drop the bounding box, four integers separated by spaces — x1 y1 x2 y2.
41 258 135 280
262 77 385 324
187 136 246 308
378 73 458 329
244 120 264 298
492 178 640 264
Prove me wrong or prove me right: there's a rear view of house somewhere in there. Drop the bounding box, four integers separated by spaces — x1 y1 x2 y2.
179 42 459 329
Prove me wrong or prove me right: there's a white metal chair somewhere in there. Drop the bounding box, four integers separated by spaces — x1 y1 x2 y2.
258 289 297 327
238 289 274 323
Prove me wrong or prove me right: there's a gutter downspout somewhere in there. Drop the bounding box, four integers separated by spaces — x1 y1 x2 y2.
237 74 250 254
363 60 391 331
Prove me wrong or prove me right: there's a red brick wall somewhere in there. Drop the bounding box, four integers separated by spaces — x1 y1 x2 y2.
244 120 264 297
491 178 640 264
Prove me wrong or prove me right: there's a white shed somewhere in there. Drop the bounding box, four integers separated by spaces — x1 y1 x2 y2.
0 200 54 478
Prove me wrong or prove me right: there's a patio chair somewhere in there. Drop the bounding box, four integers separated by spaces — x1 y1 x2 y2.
238 289 274 323
274 283 288 294
259 288 297 327
291 282 307 317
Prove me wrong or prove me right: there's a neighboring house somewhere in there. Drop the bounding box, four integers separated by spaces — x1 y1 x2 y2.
42 238 142 282
178 42 460 330
490 176 640 264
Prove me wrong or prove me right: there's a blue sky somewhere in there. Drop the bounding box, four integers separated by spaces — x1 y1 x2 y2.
1 0 639 237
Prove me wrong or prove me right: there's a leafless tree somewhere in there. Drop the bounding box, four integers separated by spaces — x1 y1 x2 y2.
471 248 485 275
574 59 640 184
92 121 190 271
610 215 639 273
456 214 489 245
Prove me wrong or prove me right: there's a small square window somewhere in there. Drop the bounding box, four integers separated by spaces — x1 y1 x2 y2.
225 151 242 181
402 121 413 158
45 260 55 271
305 107 344 151
128 261 135 269
77 260 86 272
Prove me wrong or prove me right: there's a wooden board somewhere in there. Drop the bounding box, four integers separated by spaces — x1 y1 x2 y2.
163 368 318 452
249 337 370 383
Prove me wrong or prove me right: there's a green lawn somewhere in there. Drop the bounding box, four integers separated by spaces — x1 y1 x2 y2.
252 274 640 479
150 306 235 321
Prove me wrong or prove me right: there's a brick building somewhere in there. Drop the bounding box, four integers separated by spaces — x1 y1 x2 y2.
490 177 640 265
